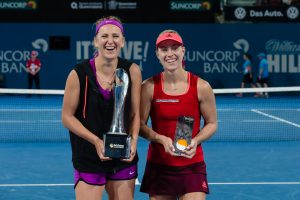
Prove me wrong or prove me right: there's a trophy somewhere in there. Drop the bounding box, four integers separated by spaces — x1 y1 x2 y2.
174 116 194 155
103 68 131 159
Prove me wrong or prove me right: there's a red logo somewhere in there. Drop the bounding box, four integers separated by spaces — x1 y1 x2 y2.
166 33 173 38
202 181 208 189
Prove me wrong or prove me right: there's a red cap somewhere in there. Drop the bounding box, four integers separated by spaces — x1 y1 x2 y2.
31 51 38 56
156 32 183 48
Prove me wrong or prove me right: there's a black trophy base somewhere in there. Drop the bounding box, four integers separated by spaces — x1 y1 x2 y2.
103 132 131 159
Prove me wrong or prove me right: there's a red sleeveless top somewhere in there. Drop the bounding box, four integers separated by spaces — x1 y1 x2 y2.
147 72 204 166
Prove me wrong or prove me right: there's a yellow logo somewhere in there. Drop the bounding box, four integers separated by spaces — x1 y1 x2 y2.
27 1 37 9
176 139 188 151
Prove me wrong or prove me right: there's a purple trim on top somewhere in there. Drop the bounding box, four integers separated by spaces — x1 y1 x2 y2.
89 58 112 100
95 19 124 34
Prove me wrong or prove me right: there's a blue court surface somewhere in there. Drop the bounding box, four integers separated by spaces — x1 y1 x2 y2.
0 94 300 200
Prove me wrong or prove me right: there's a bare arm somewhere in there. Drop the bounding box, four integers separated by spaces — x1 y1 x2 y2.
195 79 218 143
25 61 33 75
183 78 218 158
129 63 142 140
139 79 155 141
140 79 177 155
124 63 142 161
61 70 108 160
35 60 41 74
35 66 41 74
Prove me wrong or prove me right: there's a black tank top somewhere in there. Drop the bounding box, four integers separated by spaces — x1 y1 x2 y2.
69 57 138 173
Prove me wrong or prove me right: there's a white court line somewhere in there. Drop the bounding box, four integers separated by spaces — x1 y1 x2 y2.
251 109 300 128
1 182 300 187
0 120 61 123
0 184 73 187
0 109 61 112
256 109 300 111
242 120 277 122
217 109 233 111
210 182 300 185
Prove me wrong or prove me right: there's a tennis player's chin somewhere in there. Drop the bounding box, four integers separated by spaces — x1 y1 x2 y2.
164 64 179 72
104 52 119 60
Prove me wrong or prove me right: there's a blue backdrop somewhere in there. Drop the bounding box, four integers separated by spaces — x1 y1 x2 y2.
0 23 299 89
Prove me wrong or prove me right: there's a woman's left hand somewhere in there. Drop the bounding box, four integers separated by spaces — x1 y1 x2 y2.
181 139 197 159
121 137 137 162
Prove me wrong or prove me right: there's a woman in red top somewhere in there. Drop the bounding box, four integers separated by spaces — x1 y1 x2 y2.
140 29 218 200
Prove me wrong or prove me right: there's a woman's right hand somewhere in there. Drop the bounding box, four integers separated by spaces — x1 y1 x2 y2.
94 137 112 161
157 134 179 156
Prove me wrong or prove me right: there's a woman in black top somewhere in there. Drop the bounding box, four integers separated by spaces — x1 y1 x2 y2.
62 16 141 200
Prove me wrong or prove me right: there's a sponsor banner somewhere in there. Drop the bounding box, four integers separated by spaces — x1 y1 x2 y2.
70 1 103 10
0 0 38 10
0 1 215 23
224 6 300 22
69 0 137 10
108 1 137 10
0 23 300 89
170 0 212 11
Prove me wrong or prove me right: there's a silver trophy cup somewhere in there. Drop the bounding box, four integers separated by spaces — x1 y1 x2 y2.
103 68 131 159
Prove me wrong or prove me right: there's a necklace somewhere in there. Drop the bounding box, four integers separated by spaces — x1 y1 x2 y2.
96 71 115 86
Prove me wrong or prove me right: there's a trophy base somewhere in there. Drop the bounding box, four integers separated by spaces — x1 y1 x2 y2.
103 132 131 159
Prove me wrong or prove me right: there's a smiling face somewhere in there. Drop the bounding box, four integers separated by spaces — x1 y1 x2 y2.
94 24 125 60
156 40 185 72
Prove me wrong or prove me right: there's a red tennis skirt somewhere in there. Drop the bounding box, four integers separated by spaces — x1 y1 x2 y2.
140 161 209 196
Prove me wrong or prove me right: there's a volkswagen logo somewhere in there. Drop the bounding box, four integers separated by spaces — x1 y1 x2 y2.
234 7 247 20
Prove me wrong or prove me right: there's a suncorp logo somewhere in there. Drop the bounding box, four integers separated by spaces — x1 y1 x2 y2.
186 50 240 73
0 0 37 10
0 2 26 9
170 1 202 11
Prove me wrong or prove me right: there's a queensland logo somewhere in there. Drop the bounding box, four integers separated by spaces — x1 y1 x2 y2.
70 1 103 10
107 0 137 10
